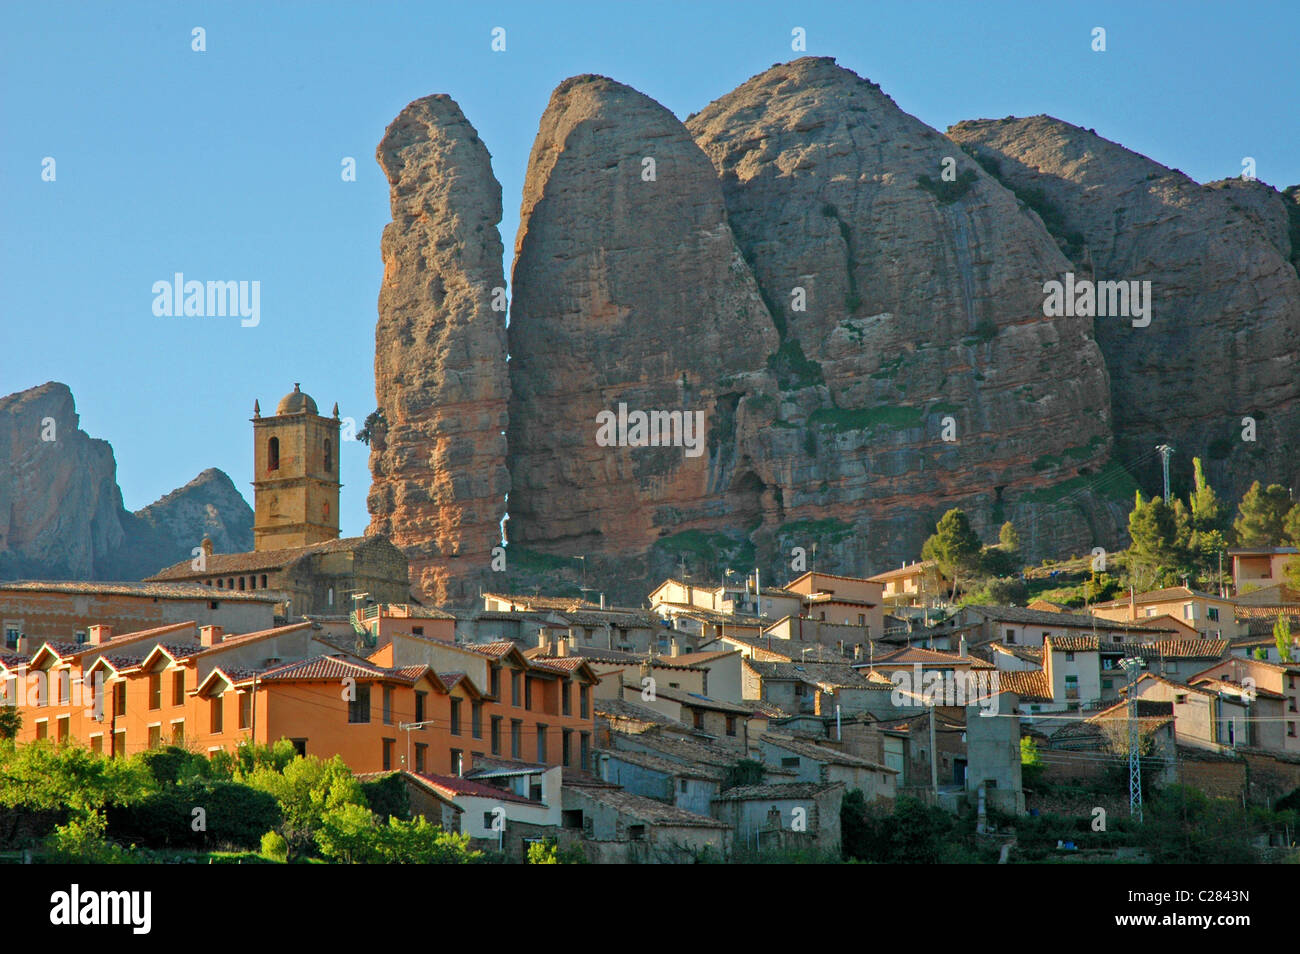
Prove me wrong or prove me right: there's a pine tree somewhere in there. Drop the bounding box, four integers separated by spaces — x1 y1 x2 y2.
999 521 1020 551
1274 615 1293 664
922 509 982 599
1233 482 1293 547
1188 457 1224 533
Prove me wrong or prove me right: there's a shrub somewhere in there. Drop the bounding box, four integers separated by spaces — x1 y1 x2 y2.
260 829 289 862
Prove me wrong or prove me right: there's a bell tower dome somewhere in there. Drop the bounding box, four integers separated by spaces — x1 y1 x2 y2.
251 384 342 550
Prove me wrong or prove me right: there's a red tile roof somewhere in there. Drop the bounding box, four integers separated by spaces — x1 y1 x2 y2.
415 773 536 805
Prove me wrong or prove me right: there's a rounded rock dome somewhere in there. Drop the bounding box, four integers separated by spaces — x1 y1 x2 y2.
276 383 318 416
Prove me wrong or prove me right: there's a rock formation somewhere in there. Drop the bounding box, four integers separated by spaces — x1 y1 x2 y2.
948 115 1300 503
682 58 1121 574
0 382 252 581
364 60 1300 604
366 95 512 605
506 75 779 569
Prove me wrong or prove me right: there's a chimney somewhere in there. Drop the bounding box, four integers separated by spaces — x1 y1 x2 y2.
87 624 114 646
600 593 605 610
853 644 863 661
670 637 680 657
557 639 569 658
200 536 214 560
537 631 549 652
200 625 224 647
959 635 968 658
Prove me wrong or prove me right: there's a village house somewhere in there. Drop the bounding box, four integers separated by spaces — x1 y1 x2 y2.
757 733 897 801
1128 673 1254 752
596 746 723 815
959 604 1182 649
562 776 732 863
611 679 760 749
711 781 846 855
1186 655 1300 754
741 657 896 719
1090 586 1245 639
785 571 886 638
0 581 278 647
1230 546 1299 593
866 560 946 608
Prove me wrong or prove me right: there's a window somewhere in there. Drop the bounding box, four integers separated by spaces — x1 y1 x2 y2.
562 810 584 830
510 719 522 760
781 757 799 768
471 700 483 739
483 811 498 830
4 627 19 650
1006 629 1017 644
173 670 185 706
580 732 590 771
450 698 462 735
679 778 688 793
267 436 280 471
290 738 307 757
580 684 590 718
859 614 866 625
349 685 371 724
510 671 521 707
1065 652 1075 662
148 673 162 710
90 734 103 754
382 686 393 725
490 667 501 699
414 690 426 724
693 710 704 730
1286 721 1296 738
524 677 533 711
628 824 646 841
148 724 162 749
382 738 395 771
1208 607 1220 622
1175 693 1188 704
414 743 427 774
450 749 463 776
239 692 252 729
562 729 572 767
171 721 184 745
537 725 548 762
1182 603 1194 620
113 730 126 756
490 716 502 755
411 625 424 636
57 670 70 705
56 716 69 743
210 696 224 734
113 683 126 717
260 575 268 588
324 439 332 470
562 681 572 716
1102 678 1114 690
726 716 737 737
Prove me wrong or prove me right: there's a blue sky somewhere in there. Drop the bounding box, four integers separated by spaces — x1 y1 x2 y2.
3 1 1297 536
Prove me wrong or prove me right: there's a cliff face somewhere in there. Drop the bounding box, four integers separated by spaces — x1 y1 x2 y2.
948 116 1300 503
366 94 511 605
0 382 252 581
364 59 1298 604
681 58 1121 575
506 75 780 569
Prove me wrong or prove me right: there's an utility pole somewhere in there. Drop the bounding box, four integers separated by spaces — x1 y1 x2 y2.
1120 657 1146 822
1155 444 1175 503
929 702 939 798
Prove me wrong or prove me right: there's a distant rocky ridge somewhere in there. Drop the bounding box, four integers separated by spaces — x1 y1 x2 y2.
369 57 1299 605
0 382 253 581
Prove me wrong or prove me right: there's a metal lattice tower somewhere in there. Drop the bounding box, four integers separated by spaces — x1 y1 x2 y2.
1155 444 1175 502
1120 657 1146 822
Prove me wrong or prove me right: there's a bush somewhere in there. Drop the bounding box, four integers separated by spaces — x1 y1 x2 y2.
361 772 410 822
45 810 125 864
106 780 280 851
260 829 289 862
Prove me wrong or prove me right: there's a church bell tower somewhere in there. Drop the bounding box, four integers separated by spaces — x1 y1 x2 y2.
252 384 342 551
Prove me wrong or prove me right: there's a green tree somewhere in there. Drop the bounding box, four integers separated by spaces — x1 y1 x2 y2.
0 707 20 741
922 508 983 598
1275 615 1294 664
1020 736 1045 788
260 829 289 862
999 521 1020 551
240 753 365 858
1127 495 1184 588
1284 504 1300 546
1188 457 1225 533
1233 482 1293 547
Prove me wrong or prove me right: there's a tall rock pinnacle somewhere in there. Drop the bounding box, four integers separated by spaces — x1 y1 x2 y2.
367 94 511 605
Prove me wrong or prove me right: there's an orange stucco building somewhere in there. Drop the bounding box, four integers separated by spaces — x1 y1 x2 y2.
1 619 599 777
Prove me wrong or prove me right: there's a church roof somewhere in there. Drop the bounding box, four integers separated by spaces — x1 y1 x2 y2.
275 383 317 416
146 536 388 580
